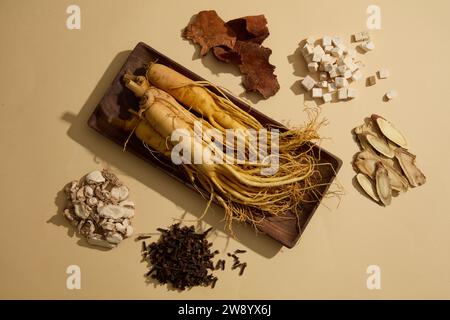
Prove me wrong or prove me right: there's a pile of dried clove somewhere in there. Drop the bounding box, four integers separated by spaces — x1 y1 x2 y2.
353 115 426 206
140 223 249 290
63 170 135 248
141 224 218 290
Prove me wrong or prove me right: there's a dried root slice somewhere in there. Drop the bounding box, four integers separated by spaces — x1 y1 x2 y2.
395 148 426 187
372 114 409 149
353 115 425 206
354 150 409 192
387 139 398 153
356 173 380 203
365 133 395 158
375 162 392 206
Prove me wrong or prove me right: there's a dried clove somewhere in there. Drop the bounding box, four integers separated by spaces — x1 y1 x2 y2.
239 263 247 276
135 233 152 241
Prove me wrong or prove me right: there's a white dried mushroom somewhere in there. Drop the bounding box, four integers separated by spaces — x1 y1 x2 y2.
63 169 135 248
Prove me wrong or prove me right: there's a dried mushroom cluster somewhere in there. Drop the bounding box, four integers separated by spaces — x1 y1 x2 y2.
63 170 134 248
353 115 426 206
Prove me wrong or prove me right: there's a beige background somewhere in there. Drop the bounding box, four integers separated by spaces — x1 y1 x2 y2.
0 0 449 299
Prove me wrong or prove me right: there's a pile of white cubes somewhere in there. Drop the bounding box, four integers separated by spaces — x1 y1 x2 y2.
300 32 374 104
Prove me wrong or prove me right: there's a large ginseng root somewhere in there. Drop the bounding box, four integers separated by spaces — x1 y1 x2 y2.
113 73 330 231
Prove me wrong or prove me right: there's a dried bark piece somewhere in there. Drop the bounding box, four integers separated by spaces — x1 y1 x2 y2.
238 42 280 98
356 173 380 203
212 15 269 62
375 163 392 206
184 10 236 56
184 11 278 98
372 114 409 149
212 45 241 63
395 148 426 187
226 15 269 44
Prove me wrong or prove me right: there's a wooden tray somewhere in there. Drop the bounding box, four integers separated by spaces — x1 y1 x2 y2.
87 42 342 248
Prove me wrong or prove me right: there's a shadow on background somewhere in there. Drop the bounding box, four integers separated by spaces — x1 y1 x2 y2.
53 50 283 258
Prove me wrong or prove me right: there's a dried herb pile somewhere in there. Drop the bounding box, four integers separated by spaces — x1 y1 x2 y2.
184 10 280 99
142 224 218 290
141 224 248 290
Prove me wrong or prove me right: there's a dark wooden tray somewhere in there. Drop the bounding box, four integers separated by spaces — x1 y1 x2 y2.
87 42 342 248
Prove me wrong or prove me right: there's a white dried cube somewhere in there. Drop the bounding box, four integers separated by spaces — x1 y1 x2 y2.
319 72 328 81
347 62 358 72
323 63 333 72
331 47 344 58
338 88 348 100
322 93 333 103
301 75 316 91
332 36 342 46
312 52 323 62
336 42 347 51
337 65 347 75
338 57 348 66
347 88 358 98
353 31 370 42
321 54 332 64
308 62 319 72
324 45 334 53
303 43 314 56
327 82 337 92
351 69 363 81
313 45 325 56
385 90 398 100
378 69 390 79
360 41 375 52
344 69 352 79
312 88 323 98
322 36 332 47
329 66 339 78
335 77 348 88
320 81 328 88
